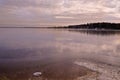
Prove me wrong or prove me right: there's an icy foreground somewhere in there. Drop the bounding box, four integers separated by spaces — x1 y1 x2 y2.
74 60 120 80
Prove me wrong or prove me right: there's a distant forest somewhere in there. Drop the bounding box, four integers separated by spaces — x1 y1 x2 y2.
53 22 120 30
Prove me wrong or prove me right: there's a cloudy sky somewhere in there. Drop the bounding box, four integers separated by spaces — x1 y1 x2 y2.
0 0 120 27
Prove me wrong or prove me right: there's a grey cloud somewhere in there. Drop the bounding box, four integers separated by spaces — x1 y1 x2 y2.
0 0 120 27
101 0 119 8
1 0 61 8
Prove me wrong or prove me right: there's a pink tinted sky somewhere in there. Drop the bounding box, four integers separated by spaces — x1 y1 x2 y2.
0 0 120 27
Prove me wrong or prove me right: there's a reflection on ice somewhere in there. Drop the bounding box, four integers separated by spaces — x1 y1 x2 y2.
68 29 120 36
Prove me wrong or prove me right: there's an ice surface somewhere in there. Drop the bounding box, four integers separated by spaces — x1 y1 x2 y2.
74 60 120 80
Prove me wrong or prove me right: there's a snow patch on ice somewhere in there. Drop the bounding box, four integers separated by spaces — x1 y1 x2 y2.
33 72 42 77
74 60 120 80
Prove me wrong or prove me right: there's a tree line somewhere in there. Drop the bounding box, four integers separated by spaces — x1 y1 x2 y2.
52 22 120 30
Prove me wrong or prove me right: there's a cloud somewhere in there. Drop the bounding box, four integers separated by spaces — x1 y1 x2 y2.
55 16 75 19
0 0 120 27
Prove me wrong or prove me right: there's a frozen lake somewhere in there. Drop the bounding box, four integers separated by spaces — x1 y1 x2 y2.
0 28 120 80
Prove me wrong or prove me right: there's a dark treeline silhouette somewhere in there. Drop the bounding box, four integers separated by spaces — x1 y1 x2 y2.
52 22 120 30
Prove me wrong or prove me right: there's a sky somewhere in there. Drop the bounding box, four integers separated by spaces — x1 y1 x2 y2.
0 0 120 27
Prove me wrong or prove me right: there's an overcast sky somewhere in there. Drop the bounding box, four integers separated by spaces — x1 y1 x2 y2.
0 0 120 27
